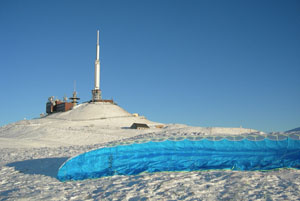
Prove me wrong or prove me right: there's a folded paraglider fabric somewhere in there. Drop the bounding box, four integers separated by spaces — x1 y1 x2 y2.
57 138 300 181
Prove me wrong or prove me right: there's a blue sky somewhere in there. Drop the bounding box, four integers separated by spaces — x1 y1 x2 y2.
0 0 299 132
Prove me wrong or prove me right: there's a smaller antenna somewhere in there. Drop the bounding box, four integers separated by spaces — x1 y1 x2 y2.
70 80 80 106
63 95 68 102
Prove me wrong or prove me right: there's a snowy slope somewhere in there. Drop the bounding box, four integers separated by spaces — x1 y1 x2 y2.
0 102 259 148
48 102 133 120
1 102 299 200
0 102 159 148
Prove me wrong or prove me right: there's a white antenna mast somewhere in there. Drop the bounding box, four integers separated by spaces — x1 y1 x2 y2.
92 30 102 101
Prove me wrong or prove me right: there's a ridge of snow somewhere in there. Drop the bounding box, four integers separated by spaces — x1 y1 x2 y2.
46 102 133 121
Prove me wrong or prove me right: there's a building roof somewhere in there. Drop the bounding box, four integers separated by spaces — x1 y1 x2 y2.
130 123 150 129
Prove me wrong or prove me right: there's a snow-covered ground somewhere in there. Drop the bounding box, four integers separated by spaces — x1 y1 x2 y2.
1 102 299 200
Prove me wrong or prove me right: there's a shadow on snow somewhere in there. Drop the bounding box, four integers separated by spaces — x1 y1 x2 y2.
7 157 69 178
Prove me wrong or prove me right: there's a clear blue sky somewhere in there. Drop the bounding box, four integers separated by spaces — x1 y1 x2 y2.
0 0 299 132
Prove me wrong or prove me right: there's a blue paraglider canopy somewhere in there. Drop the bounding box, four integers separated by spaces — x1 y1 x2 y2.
57 133 300 182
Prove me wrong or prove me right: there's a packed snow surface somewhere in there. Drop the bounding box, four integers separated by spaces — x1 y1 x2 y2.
1 102 299 200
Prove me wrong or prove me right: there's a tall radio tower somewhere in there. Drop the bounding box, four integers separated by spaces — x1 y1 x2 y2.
92 30 102 101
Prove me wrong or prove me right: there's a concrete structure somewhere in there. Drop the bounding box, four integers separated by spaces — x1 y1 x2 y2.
92 30 102 101
46 97 73 114
46 30 113 115
130 123 150 129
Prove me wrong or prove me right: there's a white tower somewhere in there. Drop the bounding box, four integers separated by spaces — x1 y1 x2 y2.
92 30 102 101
